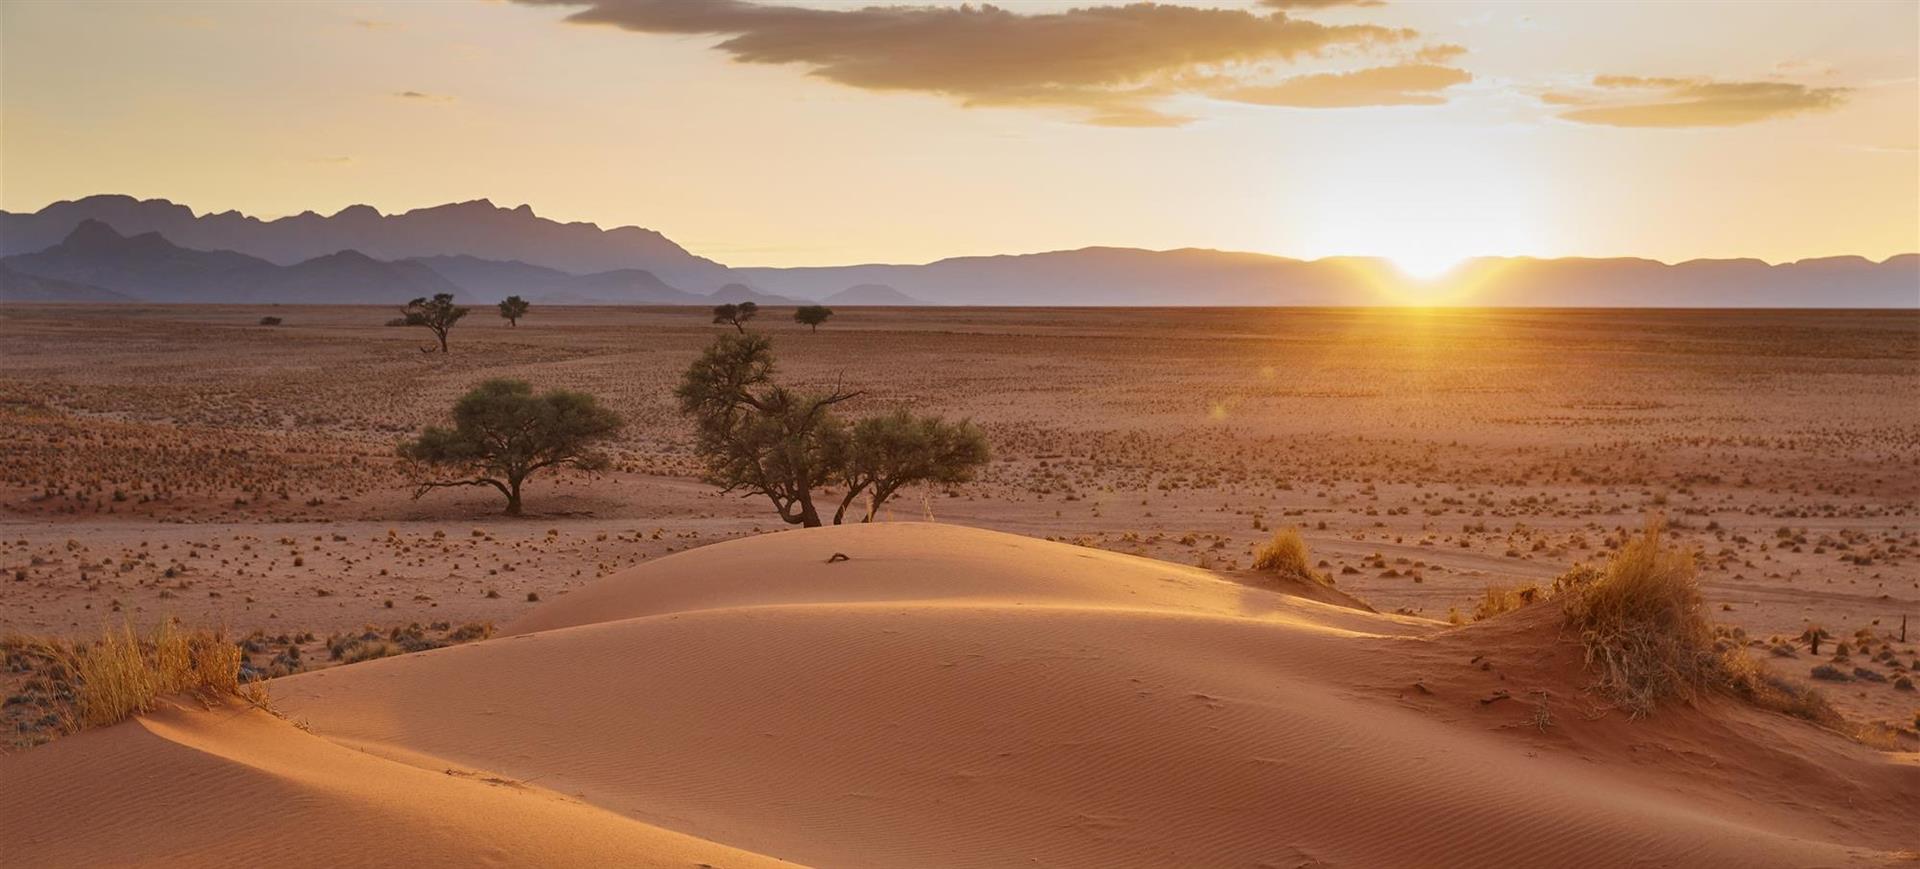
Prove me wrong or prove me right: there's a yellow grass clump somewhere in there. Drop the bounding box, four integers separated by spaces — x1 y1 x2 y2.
67 621 258 729
1471 583 1543 621
1558 521 1714 716
1251 528 1327 584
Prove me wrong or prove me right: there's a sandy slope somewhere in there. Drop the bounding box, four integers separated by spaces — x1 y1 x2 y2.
5 523 1916 867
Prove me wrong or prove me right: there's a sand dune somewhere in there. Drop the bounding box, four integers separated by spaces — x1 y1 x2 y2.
0 697 793 868
6 523 1915 867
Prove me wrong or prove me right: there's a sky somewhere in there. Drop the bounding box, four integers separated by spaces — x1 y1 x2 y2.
2 0 1916 272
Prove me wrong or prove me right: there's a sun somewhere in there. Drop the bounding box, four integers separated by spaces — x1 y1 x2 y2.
1386 249 1466 282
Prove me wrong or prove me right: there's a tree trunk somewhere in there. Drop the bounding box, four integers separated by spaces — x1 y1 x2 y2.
437 330 449 353
796 490 823 527
865 483 901 523
503 477 523 516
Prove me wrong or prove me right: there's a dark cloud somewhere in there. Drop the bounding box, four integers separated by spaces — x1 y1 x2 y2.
1556 75 1847 127
513 0 1421 125
1213 63 1469 108
394 90 455 103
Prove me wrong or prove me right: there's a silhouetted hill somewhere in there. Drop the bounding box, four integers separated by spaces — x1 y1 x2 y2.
0 262 131 302
1 221 456 303
822 283 924 306
407 255 704 305
0 195 732 290
711 282 807 306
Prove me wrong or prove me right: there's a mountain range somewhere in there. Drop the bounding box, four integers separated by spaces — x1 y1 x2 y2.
1 195 1913 307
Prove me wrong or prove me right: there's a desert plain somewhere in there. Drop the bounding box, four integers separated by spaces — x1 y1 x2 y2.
2 303 1917 867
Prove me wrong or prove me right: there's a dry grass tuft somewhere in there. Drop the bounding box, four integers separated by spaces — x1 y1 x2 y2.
5 622 265 736
1558 521 1715 716
1472 583 1543 621
72 622 256 728
1251 528 1328 585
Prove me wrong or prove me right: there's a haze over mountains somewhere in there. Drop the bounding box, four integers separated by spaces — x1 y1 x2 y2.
1 195 1913 307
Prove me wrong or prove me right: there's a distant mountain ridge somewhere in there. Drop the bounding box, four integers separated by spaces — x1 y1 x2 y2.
0 218 797 307
2 220 456 303
737 248 1920 307
2 194 1914 308
0 194 731 291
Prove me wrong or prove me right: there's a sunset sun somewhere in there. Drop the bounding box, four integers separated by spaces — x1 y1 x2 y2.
1386 249 1467 282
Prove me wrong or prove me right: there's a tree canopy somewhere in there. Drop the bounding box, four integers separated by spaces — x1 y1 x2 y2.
400 293 468 352
836 409 989 523
399 379 623 515
712 301 758 333
794 305 834 331
497 295 530 327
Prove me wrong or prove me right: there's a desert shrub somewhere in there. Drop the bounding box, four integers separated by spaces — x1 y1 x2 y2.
1251 528 1327 584
1472 583 1542 620
340 639 404 664
447 621 494 643
1719 652 1844 728
258 316 283 326
1559 522 1716 716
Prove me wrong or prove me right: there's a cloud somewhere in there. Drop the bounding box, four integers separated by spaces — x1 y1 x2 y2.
1213 63 1469 108
511 0 1421 125
394 90 456 103
1555 75 1847 127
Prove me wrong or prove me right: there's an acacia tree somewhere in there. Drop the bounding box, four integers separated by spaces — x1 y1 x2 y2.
794 305 834 332
399 379 623 516
677 334 856 527
401 293 468 353
677 335 988 527
834 409 988 523
498 295 530 327
712 301 758 333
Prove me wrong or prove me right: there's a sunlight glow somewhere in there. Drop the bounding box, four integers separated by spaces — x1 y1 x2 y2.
1386 251 1466 282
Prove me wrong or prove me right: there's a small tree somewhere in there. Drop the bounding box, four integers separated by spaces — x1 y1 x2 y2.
677 333 856 526
834 409 988 523
794 305 834 331
399 379 623 516
400 293 468 353
712 301 759 333
498 295 530 327
677 336 990 527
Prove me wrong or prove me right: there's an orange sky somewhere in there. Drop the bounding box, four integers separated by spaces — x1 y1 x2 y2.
2 1 1915 270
